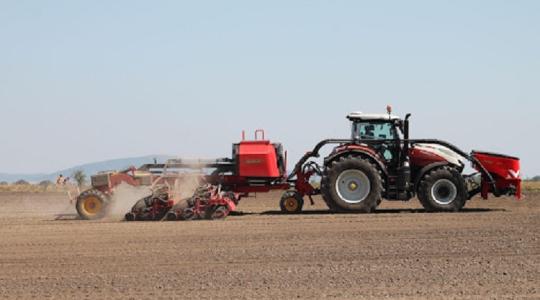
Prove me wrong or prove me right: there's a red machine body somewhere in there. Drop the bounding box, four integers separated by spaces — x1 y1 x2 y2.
472 151 521 199
211 130 289 194
237 140 282 178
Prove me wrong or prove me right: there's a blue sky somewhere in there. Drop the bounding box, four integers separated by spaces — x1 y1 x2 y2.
0 0 539 176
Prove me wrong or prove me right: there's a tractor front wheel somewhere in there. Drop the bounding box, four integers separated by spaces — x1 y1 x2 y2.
280 191 304 214
76 189 109 220
417 167 467 212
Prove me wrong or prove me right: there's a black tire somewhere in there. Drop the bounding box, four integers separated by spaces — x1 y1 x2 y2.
125 212 136 221
206 206 229 220
204 206 215 220
279 191 304 214
179 208 196 221
417 166 467 212
321 189 341 212
166 211 179 221
166 199 189 221
321 155 383 213
76 189 109 220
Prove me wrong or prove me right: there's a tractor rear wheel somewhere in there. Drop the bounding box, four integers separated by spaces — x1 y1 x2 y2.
321 190 341 212
321 156 382 213
76 189 109 220
417 167 467 212
279 191 304 214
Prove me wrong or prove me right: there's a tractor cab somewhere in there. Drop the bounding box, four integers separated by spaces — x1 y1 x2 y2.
348 112 402 141
346 111 405 164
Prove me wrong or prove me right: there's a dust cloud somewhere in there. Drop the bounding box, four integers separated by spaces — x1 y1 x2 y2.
171 174 205 200
105 183 152 220
103 174 205 220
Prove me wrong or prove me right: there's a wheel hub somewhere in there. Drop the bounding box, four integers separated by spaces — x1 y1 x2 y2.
431 179 458 205
82 196 102 215
285 198 298 211
335 169 371 204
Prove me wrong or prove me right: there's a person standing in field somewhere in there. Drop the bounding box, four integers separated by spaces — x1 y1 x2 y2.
56 174 64 185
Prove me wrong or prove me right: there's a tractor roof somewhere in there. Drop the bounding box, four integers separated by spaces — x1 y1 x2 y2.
346 112 401 122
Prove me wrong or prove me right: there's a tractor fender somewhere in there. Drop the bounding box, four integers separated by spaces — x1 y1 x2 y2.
413 162 451 192
324 150 388 178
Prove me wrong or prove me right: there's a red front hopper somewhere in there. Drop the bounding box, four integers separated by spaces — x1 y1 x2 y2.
236 130 285 178
472 151 521 199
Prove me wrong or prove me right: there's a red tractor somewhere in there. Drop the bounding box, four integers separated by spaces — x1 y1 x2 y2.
280 109 521 213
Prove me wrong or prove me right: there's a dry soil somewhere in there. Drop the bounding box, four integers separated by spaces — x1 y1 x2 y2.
0 191 538 299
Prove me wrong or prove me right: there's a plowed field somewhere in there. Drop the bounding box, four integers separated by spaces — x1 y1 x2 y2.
0 191 538 299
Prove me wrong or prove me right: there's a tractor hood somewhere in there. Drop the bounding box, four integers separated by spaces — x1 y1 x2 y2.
413 143 466 167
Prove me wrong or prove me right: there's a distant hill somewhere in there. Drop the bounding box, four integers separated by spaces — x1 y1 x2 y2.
0 155 174 183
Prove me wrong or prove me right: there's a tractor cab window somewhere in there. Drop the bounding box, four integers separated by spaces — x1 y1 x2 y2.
352 122 396 140
352 122 398 161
